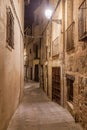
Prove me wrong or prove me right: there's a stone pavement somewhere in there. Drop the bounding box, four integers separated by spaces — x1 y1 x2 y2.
7 82 83 130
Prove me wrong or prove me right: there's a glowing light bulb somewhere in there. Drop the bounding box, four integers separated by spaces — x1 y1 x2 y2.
45 9 53 19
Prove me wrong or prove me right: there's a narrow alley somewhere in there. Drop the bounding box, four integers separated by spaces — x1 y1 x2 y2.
0 0 87 130
7 82 83 130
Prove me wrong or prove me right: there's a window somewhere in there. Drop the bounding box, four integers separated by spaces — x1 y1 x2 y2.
52 37 59 57
34 45 38 59
78 0 87 40
35 45 38 58
30 49 31 53
6 7 14 49
66 0 74 51
66 75 75 102
66 22 74 51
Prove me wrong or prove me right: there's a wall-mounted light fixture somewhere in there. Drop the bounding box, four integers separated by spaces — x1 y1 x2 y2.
52 19 62 24
45 9 53 19
45 8 62 24
25 35 43 39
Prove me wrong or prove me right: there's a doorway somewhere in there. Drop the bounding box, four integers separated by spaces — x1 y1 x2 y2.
34 65 39 81
52 67 61 104
30 67 32 80
41 65 44 89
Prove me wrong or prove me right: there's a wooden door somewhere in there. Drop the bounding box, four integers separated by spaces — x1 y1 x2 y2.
34 65 39 81
52 67 61 104
30 67 32 80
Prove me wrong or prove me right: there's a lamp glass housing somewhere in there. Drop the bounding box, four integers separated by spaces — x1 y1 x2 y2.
45 9 53 19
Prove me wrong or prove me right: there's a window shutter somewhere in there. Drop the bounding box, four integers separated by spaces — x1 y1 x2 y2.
11 14 14 48
6 8 10 43
6 7 14 49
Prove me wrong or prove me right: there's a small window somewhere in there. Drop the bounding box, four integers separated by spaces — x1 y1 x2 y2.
30 49 31 54
52 37 59 57
66 22 74 51
78 0 87 41
6 7 14 49
35 45 38 58
66 75 75 102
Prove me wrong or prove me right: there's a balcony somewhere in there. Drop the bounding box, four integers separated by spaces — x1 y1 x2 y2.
78 0 87 41
66 22 74 51
52 36 59 57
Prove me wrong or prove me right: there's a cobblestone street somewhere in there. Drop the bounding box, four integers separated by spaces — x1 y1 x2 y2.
7 82 83 130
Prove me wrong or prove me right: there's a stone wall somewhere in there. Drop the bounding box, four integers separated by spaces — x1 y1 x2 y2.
0 0 24 130
74 76 87 129
65 46 87 128
42 0 87 129
65 0 87 129
42 0 65 105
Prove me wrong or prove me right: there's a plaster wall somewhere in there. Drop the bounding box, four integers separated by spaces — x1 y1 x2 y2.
0 0 24 129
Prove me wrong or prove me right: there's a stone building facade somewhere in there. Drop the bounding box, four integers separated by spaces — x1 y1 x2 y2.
41 0 64 103
41 0 87 129
24 27 32 81
64 0 87 129
25 0 49 82
0 0 24 130
24 0 87 129
24 26 41 82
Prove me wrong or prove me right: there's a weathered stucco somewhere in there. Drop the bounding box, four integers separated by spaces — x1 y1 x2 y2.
0 0 24 130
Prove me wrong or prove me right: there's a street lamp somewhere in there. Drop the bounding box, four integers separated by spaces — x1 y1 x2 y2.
45 8 62 24
45 9 53 19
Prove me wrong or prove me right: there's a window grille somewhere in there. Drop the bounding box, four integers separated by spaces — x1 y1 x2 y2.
66 22 74 51
66 75 75 102
78 0 87 40
6 7 14 49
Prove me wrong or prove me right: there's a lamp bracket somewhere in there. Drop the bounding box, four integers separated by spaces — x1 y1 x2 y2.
25 34 43 39
52 19 62 24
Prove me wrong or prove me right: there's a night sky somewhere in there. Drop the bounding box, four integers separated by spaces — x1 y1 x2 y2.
24 0 41 29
